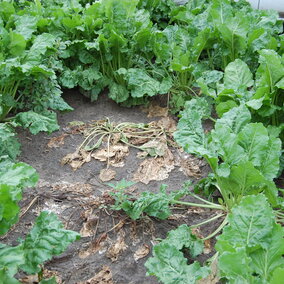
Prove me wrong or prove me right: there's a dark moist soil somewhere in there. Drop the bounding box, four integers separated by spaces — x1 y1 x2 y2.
2 90 222 284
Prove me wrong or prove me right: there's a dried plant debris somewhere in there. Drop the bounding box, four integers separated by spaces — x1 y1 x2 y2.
47 134 68 148
60 117 204 185
133 148 175 184
77 266 113 284
106 230 128 261
99 168 117 182
177 153 206 179
80 209 99 237
134 244 150 262
79 233 108 259
61 150 92 171
20 269 62 283
92 144 129 167
142 102 169 118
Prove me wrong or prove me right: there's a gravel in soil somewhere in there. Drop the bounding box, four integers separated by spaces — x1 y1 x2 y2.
2 90 222 283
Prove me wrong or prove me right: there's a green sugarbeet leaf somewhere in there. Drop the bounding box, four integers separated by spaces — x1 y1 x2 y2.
218 162 278 206
162 224 203 258
0 158 38 235
8 32 26 57
237 123 269 167
216 194 284 282
0 123 20 160
0 159 38 188
174 97 214 158
145 225 209 283
117 68 171 98
20 211 80 274
223 59 254 91
0 185 22 235
14 15 38 41
256 49 284 90
216 194 275 251
0 245 24 283
0 212 80 281
15 110 59 135
218 248 254 283
250 224 284 281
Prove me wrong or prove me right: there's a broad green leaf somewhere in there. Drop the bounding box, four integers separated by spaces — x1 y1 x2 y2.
0 270 20 284
237 123 269 167
217 14 248 60
8 32 26 57
209 0 233 26
216 100 238 117
270 267 284 284
0 185 22 235
0 2 15 22
163 224 203 258
0 245 24 277
174 98 213 157
0 160 38 188
257 135 281 180
14 15 37 40
0 123 20 160
118 68 163 98
15 111 59 135
26 33 57 63
218 248 253 282
256 49 284 90
108 82 129 103
250 224 284 282
216 194 275 251
214 104 251 134
145 243 208 284
211 125 245 166
118 187 184 220
20 211 80 274
218 162 277 203
224 59 253 91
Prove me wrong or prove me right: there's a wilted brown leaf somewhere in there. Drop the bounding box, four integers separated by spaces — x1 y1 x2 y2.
133 149 175 184
106 230 128 261
155 117 177 133
140 139 168 157
79 233 108 259
146 103 168 118
61 150 91 171
197 257 219 284
77 266 113 284
176 154 205 178
20 269 62 283
51 182 93 195
80 210 99 237
99 168 116 182
92 144 129 168
134 244 150 261
47 134 68 148
203 239 212 255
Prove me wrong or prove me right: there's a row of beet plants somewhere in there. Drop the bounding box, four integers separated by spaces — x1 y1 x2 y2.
0 0 284 283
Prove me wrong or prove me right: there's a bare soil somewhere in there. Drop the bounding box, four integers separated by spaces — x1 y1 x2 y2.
2 90 221 284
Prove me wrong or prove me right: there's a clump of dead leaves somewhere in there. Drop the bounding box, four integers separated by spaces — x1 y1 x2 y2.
59 104 204 183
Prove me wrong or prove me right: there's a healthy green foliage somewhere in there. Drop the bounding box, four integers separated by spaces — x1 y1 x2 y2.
145 224 209 284
0 158 38 235
110 182 189 220
0 211 80 283
174 99 281 208
216 194 284 283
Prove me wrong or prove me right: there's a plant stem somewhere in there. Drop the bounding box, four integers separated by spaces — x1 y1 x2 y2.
202 215 228 240
190 213 225 228
173 200 223 210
